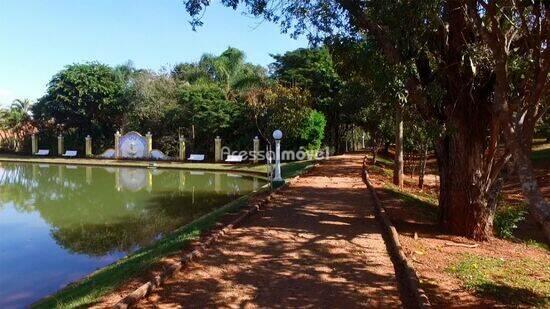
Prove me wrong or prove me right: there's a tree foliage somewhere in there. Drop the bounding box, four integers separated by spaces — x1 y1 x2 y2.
244 84 326 151
270 47 344 152
0 99 34 151
183 0 549 240
32 63 128 150
173 47 268 100
16 47 328 157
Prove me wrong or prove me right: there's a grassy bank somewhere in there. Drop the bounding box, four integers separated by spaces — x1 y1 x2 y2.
448 254 550 307
33 160 316 308
365 148 550 307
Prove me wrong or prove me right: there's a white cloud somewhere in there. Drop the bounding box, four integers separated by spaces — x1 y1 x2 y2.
0 88 16 107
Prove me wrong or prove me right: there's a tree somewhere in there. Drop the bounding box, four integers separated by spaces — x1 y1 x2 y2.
300 110 326 152
469 0 550 240
179 84 247 152
173 47 268 100
32 63 127 150
244 84 325 152
271 47 345 153
0 98 34 151
10 98 32 115
124 70 181 134
330 38 408 188
183 0 549 240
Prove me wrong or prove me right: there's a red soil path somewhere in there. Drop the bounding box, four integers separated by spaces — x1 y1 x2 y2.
135 154 401 308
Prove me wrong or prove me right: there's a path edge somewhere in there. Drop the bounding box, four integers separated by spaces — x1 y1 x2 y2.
361 157 431 309
113 164 318 309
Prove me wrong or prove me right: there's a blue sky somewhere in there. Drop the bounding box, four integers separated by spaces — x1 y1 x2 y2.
0 0 308 106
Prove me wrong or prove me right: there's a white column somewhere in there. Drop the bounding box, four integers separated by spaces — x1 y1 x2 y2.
146 132 153 159
85 135 92 157
179 136 186 161
214 136 222 162
31 134 38 154
273 130 283 183
114 131 121 159
57 134 64 156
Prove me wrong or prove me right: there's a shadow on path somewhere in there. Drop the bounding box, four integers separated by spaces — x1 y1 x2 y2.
137 154 401 308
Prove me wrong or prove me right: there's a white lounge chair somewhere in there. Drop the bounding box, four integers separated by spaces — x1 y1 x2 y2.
99 149 116 159
187 154 205 162
225 155 243 163
35 149 49 156
62 150 77 157
151 150 168 160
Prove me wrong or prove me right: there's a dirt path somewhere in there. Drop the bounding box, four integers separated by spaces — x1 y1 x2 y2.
136 153 401 308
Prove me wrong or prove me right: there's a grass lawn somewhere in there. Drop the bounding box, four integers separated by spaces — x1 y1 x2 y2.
448 254 550 307
381 185 439 221
32 160 315 308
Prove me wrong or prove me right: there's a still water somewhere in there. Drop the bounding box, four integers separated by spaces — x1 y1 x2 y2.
0 162 266 307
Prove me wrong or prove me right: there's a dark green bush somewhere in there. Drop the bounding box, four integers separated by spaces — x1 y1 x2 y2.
494 205 527 239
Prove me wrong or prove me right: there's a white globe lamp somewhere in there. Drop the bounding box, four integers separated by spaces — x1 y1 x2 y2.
273 130 283 140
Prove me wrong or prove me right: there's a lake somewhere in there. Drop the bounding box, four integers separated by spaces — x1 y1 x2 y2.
0 162 266 307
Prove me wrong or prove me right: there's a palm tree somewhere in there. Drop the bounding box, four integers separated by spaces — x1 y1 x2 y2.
174 47 268 100
11 98 32 115
0 108 11 144
0 98 34 151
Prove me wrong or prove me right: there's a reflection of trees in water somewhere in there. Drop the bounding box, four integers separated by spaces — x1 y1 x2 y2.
0 163 262 256
0 164 43 213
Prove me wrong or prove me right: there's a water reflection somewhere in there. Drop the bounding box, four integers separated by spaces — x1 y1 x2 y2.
0 163 266 307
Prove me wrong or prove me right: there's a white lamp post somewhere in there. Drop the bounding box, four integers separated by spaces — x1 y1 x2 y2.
272 130 284 183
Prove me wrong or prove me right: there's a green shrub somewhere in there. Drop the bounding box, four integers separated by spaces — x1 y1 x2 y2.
298 110 326 151
494 205 527 239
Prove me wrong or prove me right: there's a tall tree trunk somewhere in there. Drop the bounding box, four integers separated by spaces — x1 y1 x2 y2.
504 124 550 241
371 142 378 165
432 1 499 240
409 152 416 179
336 123 343 154
435 125 495 241
331 124 337 154
371 134 381 164
393 105 404 189
418 145 427 190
